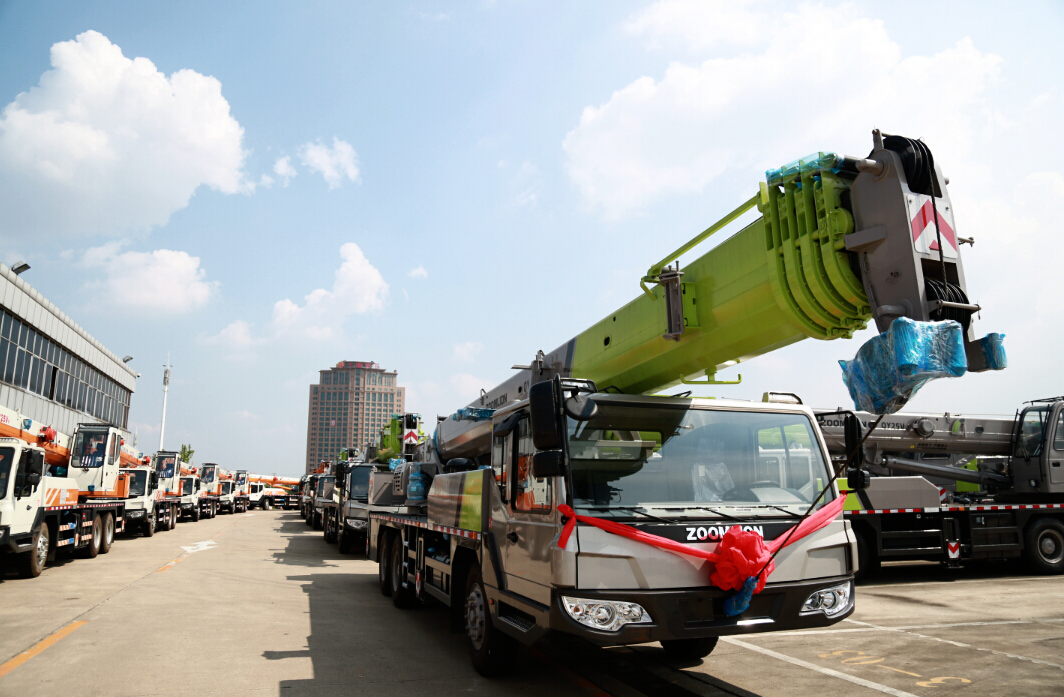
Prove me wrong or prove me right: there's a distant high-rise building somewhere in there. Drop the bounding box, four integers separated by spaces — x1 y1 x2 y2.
304 361 405 473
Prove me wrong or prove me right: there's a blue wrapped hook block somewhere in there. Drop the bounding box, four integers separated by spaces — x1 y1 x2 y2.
840 317 967 415
979 333 1007 371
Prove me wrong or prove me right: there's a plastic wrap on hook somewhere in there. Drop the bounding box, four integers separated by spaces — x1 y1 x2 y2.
978 333 1007 371
839 317 967 415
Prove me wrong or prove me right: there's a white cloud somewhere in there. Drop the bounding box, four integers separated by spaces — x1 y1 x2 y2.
81 242 217 313
451 373 494 403
408 265 428 278
273 155 297 186
299 137 360 189
258 173 274 189
514 161 539 208
202 320 266 349
0 30 248 239
453 341 484 362
565 1 1002 217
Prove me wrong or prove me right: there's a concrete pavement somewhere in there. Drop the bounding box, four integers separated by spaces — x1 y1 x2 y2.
1 511 1062 697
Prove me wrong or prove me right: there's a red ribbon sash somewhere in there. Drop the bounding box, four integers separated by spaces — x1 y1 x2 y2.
556 495 846 593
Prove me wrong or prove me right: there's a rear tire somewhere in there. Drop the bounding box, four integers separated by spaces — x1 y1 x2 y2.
338 527 352 554
391 537 415 608
1025 517 1064 574
168 506 177 530
378 533 392 596
464 564 514 676
660 637 718 661
313 512 322 531
100 512 114 554
17 524 49 578
144 510 156 537
82 515 102 559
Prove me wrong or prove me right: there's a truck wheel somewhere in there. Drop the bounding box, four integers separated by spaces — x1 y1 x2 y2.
192 506 200 522
313 513 322 531
17 524 49 578
855 530 879 582
82 515 102 558
168 507 177 530
390 538 415 608
378 533 392 596
264 499 272 511
660 637 718 661
144 511 156 537
1025 517 1064 574
338 528 352 554
100 512 115 554
464 564 515 676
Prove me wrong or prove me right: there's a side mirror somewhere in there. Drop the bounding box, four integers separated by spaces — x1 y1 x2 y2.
28 452 45 478
564 394 598 421
531 450 566 478
529 379 563 451
150 472 159 492
26 472 42 487
843 413 864 468
846 467 870 491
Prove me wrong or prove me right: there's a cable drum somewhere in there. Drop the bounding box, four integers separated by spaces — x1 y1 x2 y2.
925 278 972 331
876 135 942 197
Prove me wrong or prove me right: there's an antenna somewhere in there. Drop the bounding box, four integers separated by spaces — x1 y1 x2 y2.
159 354 172 451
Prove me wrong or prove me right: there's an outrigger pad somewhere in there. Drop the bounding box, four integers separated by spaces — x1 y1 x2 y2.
839 317 968 414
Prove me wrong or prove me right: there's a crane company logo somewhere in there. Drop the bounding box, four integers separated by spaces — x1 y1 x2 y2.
910 198 958 259
686 524 764 541
0 414 8 424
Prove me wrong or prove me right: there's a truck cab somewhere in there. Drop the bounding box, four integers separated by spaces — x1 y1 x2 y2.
311 475 334 530
1009 401 1064 498
323 461 372 553
178 475 203 521
120 465 173 535
217 479 237 513
233 470 250 512
372 389 858 674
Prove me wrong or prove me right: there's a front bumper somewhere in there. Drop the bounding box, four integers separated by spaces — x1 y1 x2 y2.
1 525 34 554
548 575 854 645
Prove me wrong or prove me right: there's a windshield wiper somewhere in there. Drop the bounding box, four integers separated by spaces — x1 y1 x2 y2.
585 506 679 525
692 506 741 521
756 504 804 518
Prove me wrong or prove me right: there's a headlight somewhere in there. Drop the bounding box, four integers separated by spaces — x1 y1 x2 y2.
801 581 853 618
561 597 652 632
127 510 144 517
345 519 368 529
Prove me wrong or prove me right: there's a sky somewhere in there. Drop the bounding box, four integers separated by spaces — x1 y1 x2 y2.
1 1 1061 477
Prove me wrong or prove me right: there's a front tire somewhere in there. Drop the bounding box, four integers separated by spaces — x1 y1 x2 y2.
464 565 514 676
191 507 200 522
855 529 879 582
100 512 115 554
1025 517 1064 574
144 510 156 537
660 637 718 661
313 512 322 531
17 524 49 578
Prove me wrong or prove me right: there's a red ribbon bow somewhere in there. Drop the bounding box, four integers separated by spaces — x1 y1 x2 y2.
556 495 845 594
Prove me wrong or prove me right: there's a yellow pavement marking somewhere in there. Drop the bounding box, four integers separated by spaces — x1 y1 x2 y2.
0 621 87 680
879 666 922 677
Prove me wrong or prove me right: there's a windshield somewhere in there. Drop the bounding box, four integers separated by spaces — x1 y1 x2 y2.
316 476 334 497
156 454 177 479
221 481 233 495
235 472 247 485
0 447 12 500
71 428 110 468
201 465 216 485
568 403 832 512
181 478 194 496
128 470 148 497
1014 407 1050 459
348 467 370 500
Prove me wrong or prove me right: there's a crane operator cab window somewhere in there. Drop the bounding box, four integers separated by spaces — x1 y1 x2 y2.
1054 411 1064 452
1015 407 1050 459
567 404 833 518
72 428 111 468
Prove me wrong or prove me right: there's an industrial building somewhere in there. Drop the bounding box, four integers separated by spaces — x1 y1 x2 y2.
0 262 137 439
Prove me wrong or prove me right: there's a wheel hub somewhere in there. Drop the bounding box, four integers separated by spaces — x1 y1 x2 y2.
1039 530 1063 563
35 531 47 567
465 586 486 650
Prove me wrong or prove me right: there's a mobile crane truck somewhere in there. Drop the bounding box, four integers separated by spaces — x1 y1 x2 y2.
1 406 133 578
818 398 1064 576
120 447 180 536
321 451 375 553
367 132 1006 676
233 470 250 513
